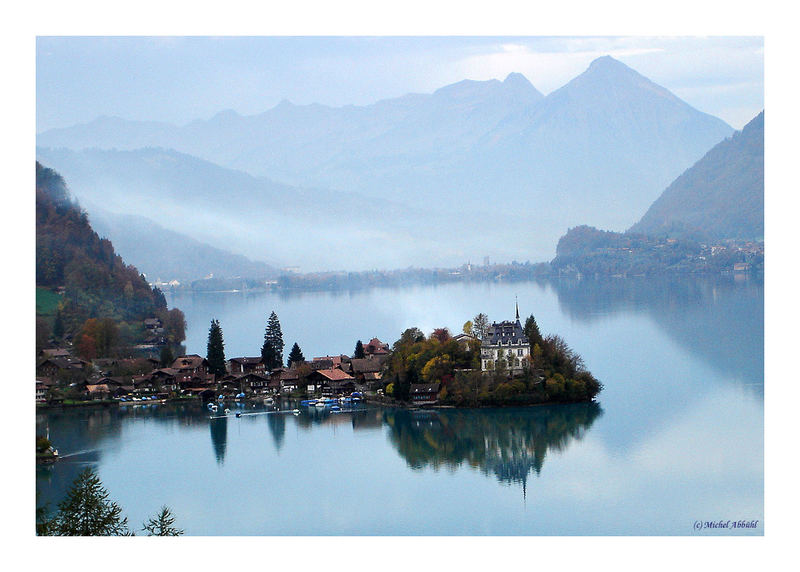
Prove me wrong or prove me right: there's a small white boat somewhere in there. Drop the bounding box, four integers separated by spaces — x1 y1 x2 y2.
315 400 326 408
264 397 274 405
224 408 231 415
292 409 300 416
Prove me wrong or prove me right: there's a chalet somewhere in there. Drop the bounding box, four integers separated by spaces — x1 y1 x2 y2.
37 356 90 380
363 338 390 356
452 333 478 350
308 368 356 396
229 357 267 375
277 368 300 393
35 377 54 403
39 348 71 359
171 355 214 386
349 358 384 389
313 355 351 368
480 303 530 373
219 372 270 395
409 383 441 404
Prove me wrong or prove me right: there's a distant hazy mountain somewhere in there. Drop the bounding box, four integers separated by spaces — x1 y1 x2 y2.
34 146 454 271
86 207 279 282
38 57 734 266
628 111 764 241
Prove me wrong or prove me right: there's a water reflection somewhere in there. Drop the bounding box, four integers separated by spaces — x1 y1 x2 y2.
550 275 763 389
383 403 603 497
209 416 228 464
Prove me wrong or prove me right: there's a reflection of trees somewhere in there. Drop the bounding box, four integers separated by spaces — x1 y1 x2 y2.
266 412 285 451
209 417 227 464
383 403 602 496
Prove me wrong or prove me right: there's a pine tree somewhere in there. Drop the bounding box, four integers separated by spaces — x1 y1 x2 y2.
142 505 184 536
523 314 543 346
354 339 365 359
261 339 278 371
262 311 284 369
49 468 131 536
287 342 305 367
206 319 226 378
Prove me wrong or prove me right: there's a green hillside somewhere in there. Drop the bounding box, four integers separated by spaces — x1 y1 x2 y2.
36 162 185 357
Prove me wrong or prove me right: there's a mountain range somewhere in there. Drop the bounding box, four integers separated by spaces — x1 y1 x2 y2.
37 56 736 274
628 111 764 241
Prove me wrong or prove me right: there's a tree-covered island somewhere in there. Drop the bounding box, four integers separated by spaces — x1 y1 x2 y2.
382 308 602 407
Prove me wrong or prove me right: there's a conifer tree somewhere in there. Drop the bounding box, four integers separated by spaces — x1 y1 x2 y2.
142 505 184 536
49 468 131 536
206 319 226 378
262 311 284 369
354 339 365 359
287 342 305 367
523 314 543 346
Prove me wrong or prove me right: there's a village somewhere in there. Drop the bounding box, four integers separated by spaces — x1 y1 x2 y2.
36 332 443 408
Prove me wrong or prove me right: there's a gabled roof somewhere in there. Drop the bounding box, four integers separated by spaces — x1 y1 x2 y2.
171 355 207 369
314 368 355 382
229 357 264 365
350 358 383 374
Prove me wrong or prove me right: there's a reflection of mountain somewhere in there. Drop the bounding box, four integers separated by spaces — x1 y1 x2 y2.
383 404 602 497
551 275 763 387
209 417 228 464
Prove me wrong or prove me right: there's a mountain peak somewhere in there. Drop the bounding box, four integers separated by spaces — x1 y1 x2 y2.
584 55 639 78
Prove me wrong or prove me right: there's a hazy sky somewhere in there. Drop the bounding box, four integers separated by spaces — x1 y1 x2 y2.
36 36 763 132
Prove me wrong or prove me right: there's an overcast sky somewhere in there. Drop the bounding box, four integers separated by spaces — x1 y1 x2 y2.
36 36 763 132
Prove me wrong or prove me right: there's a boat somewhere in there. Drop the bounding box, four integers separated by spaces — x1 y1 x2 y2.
224 408 231 415
300 399 317 406
235 412 242 418
292 409 300 416
331 405 341 412
264 397 274 405
208 404 218 413
315 400 326 408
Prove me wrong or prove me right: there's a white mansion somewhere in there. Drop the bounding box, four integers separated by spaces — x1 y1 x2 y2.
480 304 530 373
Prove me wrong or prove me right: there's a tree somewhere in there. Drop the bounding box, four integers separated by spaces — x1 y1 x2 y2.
142 505 184 536
431 327 451 343
462 320 473 335
48 468 131 536
287 342 305 367
159 345 175 368
162 308 186 345
262 311 284 369
523 314 543 346
472 313 489 339
261 339 278 371
353 339 365 359
206 319 226 378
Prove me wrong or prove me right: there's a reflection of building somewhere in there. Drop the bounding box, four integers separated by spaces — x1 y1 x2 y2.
480 302 530 372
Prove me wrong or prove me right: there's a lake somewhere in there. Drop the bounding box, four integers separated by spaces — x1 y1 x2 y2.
36 275 763 535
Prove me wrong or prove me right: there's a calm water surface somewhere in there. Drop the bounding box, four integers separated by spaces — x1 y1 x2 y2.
36 276 763 535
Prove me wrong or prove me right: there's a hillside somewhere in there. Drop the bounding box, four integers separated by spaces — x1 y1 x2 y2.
628 111 764 241
35 162 185 356
37 58 734 266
